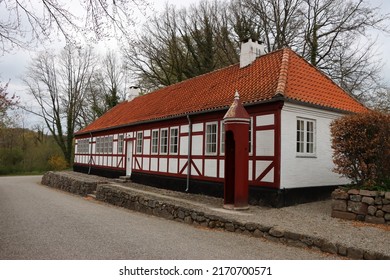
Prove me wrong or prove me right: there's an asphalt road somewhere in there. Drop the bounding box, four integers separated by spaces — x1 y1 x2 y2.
0 176 339 260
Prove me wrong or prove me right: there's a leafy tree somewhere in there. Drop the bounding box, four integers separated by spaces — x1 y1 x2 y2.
331 111 390 189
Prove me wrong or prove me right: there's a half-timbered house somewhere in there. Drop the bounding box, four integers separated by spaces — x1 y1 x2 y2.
74 39 367 206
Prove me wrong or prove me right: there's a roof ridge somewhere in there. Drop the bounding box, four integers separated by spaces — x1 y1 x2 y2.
275 48 290 96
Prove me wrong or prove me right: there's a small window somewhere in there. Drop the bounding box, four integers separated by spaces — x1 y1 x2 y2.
108 136 113 154
296 118 316 156
104 136 108 153
151 130 159 154
170 127 179 154
220 121 225 155
118 134 124 154
136 132 143 154
160 129 168 154
205 122 218 155
77 138 89 154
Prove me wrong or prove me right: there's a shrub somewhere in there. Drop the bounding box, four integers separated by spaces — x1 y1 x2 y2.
330 111 390 189
48 155 68 171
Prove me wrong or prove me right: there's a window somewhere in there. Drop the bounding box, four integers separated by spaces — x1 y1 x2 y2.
151 130 159 154
108 136 113 154
136 132 143 154
77 138 89 154
205 122 218 155
296 118 316 156
118 134 124 154
170 128 179 154
220 121 225 155
103 136 108 154
160 129 168 154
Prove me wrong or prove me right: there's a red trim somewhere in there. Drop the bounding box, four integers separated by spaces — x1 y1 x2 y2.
256 162 274 181
190 159 202 176
179 161 188 174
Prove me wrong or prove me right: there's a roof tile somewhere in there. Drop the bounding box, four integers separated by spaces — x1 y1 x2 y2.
77 48 367 135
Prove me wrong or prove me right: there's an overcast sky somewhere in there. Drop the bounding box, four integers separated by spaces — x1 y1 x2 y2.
1 0 390 128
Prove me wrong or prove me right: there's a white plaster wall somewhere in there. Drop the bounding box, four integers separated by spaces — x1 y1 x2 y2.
204 159 217 177
280 102 350 188
256 130 274 156
179 159 188 175
192 123 204 132
219 159 224 179
256 114 274 126
181 124 189 133
143 139 150 155
180 136 189 155
192 159 203 176
150 158 158 171
159 158 168 173
143 158 150 171
191 135 203 155
144 129 151 137
169 158 178 173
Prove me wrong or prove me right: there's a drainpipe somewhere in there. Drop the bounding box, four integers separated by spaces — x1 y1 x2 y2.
88 132 93 174
186 115 192 192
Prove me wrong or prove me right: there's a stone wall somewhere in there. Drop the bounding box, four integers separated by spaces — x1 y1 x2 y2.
96 183 387 259
41 171 108 196
331 188 390 224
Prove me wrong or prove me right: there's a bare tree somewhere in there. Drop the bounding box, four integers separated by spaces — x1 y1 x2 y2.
23 45 95 165
0 0 150 54
240 0 304 51
123 1 242 91
79 50 128 127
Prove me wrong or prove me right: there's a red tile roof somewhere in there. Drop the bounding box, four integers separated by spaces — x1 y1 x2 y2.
77 48 367 135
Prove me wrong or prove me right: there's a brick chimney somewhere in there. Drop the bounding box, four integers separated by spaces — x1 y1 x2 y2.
239 38 267 68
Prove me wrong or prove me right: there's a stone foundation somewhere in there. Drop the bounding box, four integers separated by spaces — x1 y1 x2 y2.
41 171 108 196
331 188 390 225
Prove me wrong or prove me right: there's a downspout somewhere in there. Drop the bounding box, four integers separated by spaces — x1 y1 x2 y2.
88 132 93 174
186 115 192 192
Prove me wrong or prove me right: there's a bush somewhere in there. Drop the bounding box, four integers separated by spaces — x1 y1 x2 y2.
48 155 68 171
330 111 390 189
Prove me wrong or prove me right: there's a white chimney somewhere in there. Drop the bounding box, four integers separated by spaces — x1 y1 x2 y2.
239 38 267 68
128 86 140 101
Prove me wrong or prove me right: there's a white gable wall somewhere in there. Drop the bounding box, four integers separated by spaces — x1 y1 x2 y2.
280 102 350 188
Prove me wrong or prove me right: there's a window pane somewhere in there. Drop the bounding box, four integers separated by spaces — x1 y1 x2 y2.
136 132 143 154
170 128 178 154
206 123 217 154
152 130 159 154
160 129 168 154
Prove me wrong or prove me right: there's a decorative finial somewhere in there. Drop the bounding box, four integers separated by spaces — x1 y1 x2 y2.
234 90 240 100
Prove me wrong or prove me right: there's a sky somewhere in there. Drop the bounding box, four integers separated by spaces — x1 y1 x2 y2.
1 0 390 128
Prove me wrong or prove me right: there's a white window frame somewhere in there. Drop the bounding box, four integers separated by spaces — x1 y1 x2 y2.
136 131 143 154
205 122 218 156
220 121 225 155
151 129 159 155
109 135 114 154
296 118 316 157
118 134 124 154
169 127 179 155
160 128 168 155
